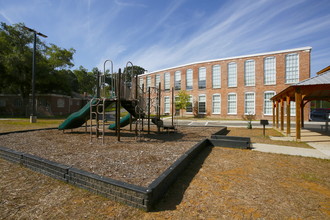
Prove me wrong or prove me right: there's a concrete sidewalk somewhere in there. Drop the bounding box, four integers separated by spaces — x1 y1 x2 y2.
251 143 330 159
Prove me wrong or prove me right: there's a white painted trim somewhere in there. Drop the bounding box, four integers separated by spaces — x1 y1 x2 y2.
139 47 312 76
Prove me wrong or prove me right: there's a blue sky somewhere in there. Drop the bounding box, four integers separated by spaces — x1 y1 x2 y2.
1 0 329 75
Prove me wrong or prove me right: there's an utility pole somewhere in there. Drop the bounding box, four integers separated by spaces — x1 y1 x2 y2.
23 26 47 123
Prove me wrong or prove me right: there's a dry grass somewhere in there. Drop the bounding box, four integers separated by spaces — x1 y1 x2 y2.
1 120 329 219
226 127 313 148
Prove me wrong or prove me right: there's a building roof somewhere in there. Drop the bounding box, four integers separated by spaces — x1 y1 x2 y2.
316 65 330 75
295 70 330 86
271 71 330 102
141 46 312 76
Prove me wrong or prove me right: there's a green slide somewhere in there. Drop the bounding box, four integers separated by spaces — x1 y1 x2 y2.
108 113 131 130
58 99 114 130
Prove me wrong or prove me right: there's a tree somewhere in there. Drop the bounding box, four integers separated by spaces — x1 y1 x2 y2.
122 65 145 82
73 66 97 95
175 90 190 117
0 22 77 115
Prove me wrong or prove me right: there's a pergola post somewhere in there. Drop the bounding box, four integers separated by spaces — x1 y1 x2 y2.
272 101 276 127
286 96 291 136
280 98 284 131
276 100 279 129
295 88 302 141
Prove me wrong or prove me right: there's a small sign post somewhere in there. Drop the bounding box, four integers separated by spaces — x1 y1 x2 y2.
260 120 269 136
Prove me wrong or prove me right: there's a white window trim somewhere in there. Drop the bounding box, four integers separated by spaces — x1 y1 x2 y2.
174 70 181 90
164 72 170 90
228 62 237 88
244 92 255 115
227 93 237 115
186 69 193 90
186 95 194 114
198 67 207 89
263 91 276 116
164 96 170 113
264 56 276 85
244 60 255 87
198 94 206 114
285 53 299 84
212 93 221 114
212 65 221 89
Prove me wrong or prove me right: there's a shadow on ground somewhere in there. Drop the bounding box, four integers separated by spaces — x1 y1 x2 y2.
151 146 213 211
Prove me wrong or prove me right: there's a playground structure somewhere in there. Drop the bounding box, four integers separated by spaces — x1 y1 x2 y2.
58 60 177 143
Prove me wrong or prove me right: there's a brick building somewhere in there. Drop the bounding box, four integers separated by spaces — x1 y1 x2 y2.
138 47 312 120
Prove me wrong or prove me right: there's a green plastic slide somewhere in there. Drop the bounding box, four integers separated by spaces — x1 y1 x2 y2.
58 99 114 130
108 113 131 130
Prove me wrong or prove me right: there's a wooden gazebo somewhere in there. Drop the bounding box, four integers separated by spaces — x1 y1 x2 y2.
271 70 330 141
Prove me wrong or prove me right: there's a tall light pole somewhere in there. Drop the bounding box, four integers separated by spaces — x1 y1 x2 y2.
23 26 47 123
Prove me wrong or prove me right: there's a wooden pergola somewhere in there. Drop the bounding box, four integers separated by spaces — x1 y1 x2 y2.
271 71 330 141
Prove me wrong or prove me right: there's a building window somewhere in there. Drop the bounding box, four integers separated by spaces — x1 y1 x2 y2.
228 62 237 87
212 94 221 114
244 60 255 86
264 57 276 85
146 76 151 89
164 96 170 113
0 99 6 107
263 91 275 115
244 92 255 115
212 65 221 88
57 98 65 108
139 77 144 89
186 69 193 90
174 71 181 90
155 74 160 88
186 95 193 113
198 94 206 114
198 67 206 89
285 53 299 84
164 72 170 91
290 101 296 116
227 93 237 114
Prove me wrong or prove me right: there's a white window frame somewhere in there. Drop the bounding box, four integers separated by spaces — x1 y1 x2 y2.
139 77 144 88
212 94 221 114
146 76 151 89
164 96 170 113
155 74 160 88
186 95 193 114
227 93 237 115
212 65 221 88
174 71 181 90
285 53 299 84
198 94 206 114
264 57 276 85
244 92 255 115
228 62 237 87
164 72 170 91
186 69 193 90
263 91 276 115
244 60 255 86
198 67 206 89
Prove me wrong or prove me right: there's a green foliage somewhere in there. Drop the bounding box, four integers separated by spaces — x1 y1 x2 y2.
73 66 97 94
0 22 77 102
122 65 145 82
175 90 190 117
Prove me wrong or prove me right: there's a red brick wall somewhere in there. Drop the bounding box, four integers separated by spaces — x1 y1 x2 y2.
139 48 311 120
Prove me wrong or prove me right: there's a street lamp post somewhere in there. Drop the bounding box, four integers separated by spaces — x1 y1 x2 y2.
23 26 47 123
